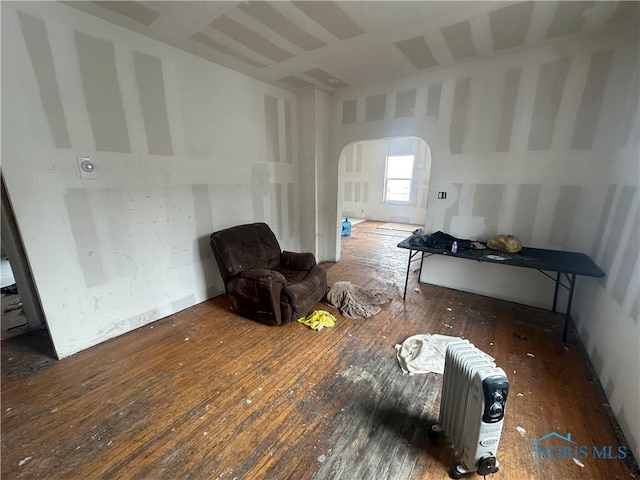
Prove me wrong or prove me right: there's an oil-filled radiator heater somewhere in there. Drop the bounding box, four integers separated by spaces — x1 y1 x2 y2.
431 339 509 478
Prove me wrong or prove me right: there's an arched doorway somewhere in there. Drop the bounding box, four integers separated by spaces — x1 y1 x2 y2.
336 136 432 255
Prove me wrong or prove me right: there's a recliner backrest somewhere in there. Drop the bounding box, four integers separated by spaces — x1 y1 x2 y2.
210 223 281 284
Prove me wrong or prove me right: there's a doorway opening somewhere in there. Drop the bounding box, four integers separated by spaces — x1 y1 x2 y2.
1 173 56 361
338 136 431 254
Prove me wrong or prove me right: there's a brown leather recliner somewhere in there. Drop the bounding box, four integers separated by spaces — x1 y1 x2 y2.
210 222 327 326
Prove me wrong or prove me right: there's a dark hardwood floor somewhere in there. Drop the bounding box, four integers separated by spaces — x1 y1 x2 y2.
1 221 637 479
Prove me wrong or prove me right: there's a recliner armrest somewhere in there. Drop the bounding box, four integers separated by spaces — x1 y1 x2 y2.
280 251 316 271
236 269 286 286
226 269 287 325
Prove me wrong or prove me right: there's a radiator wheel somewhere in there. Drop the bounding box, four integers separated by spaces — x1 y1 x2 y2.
428 424 443 439
449 465 464 479
476 455 499 475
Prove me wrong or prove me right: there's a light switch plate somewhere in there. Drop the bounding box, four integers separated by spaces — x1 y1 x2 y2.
77 156 97 179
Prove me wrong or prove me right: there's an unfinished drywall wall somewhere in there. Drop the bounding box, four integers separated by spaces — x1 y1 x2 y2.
329 23 635 300
332 19 640 458
1 2 300 358
339 137 431 225
327 20 639 463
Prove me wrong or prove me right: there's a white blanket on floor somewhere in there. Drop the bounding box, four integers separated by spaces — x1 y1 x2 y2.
395 334 460 375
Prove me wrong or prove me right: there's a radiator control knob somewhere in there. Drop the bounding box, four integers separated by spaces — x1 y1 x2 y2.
494 391 504 403
490 402 503 417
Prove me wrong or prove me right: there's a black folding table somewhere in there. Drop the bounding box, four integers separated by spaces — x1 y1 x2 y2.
397 236 605 342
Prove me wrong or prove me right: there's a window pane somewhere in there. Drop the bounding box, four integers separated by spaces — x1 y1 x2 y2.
386 179 411 202
387 155 414 178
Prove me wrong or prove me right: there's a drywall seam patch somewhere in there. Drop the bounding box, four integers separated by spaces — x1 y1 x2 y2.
64 188 108 287
450 77 470 154
548 185 581 247
264 95 280 162
496 68 522 152
17 11 72 149
570 50 614 150
527 58 571 151
75 31 131 153
133 50 173 156
512 184 541 245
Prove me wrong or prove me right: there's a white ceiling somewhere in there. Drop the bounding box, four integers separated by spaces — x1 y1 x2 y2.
63 1 639 92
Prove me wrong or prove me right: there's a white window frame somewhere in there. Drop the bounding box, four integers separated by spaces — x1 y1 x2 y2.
383 154 414 204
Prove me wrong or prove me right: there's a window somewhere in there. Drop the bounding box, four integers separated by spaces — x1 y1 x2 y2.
384 155 414 203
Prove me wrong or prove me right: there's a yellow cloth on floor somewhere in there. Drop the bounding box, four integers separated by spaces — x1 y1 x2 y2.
297 310 336 330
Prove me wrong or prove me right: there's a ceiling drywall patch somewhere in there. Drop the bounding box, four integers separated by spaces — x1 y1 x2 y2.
292 1 365 40
441 20 477 61
394 36 439 70
612 207 639 307
599 186 635 285
570 50 614 150
17 12 72 149
190 33 267 68
548 185 581 248
489 1 534 51
426 83 442 118
278 76 313 89
94 1 160 26
303 68 349 88
395 89 417 119
607 1 640 24
238 2 325 51
342 100 357 124
264 95 280 162
496 68 522 152
365 94 386 122
545 1 594 39
133 51 173 156
210 15 294 63
64 188 108 287
75 31 131 153
527 58 571 151
449 78 470 154
512 184 541 245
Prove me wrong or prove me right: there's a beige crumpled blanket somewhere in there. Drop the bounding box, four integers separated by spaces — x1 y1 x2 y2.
323 281 389 319
395 334 460 375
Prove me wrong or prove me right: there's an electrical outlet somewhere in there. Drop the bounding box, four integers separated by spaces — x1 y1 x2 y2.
77 156 97 179
437 192 447 200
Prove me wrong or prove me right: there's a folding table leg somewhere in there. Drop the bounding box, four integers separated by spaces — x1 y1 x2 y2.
562 274 577 342
403 250 413 300
552 272 561 313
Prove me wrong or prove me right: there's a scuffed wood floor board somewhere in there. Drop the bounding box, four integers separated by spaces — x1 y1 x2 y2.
2 221 637 479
